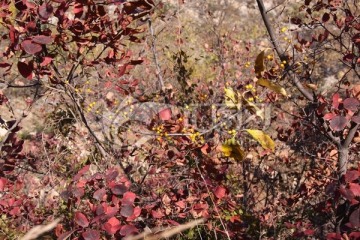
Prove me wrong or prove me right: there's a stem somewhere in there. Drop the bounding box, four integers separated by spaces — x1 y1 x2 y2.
255 0 314 101
338 146 349 179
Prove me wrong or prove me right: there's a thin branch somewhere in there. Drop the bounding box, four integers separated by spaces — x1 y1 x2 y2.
195 158 231 240
21 218 61 240
256 0 315 102
148 19 165 90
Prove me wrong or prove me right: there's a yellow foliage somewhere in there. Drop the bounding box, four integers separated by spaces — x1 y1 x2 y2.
257 78 288 97
254 51 265 77
246 129 275 151
8 0 17 24
221 138 245 162
224 87 241 109
243 98 264 120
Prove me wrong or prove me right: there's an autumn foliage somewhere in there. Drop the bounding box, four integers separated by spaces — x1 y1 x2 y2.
0 0 359 239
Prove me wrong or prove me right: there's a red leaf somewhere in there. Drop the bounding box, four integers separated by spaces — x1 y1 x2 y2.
105 206 119 217
105 169 119 182
349 232 360 239
110 184 127 195
304 229 315 236
214 186 226 199
339 185 355 201
93 188 106 201
159 108 172 121
343 98 360 111
126 206 141 221
349 183 360 196
120 225 138 236
122 192 136 205
73 3 83 14
326 233 342 240
72 187 85 199
175 201 186 209
332 93 340 109
200 143 210 155
38 3 53 20
74 212 89 228
103 217 121 235
345 170 360 183
343 53 355 62
73 165 90 181
40 57 52 67
349 208 360 228
32 35 53 45
82 230 100 240
9 26 16 44
229 215 241 223
9 206 21 216
0 178 7 191
151 209 165 219
330 115 348 131
323 113 336 121
21 40 42 54
121 204 134 217
17 61 33 79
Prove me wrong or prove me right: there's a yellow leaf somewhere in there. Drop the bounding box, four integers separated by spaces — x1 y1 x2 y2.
246 129 275 151
224 87 241 109
254 51 265 77
243 97 264 120
221 138 245 162
257 78 288 97
9 0 17 24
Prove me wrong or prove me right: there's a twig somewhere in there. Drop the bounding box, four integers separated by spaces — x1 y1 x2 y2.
21 218 61 240
148 19 165 91
194 157 231 240
124 218 204 240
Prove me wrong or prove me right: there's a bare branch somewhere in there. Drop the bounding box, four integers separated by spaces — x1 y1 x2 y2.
148 19 165 91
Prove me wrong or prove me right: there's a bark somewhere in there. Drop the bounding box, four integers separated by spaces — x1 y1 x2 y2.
338 146 349 179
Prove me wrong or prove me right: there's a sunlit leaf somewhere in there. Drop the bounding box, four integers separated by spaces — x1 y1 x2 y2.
224 87 240 109
246 129 275 151
159 108 172 120
214 186 226 199
221 138 245 162
103 217 121 235
243 98 264 120
257 78 288 97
